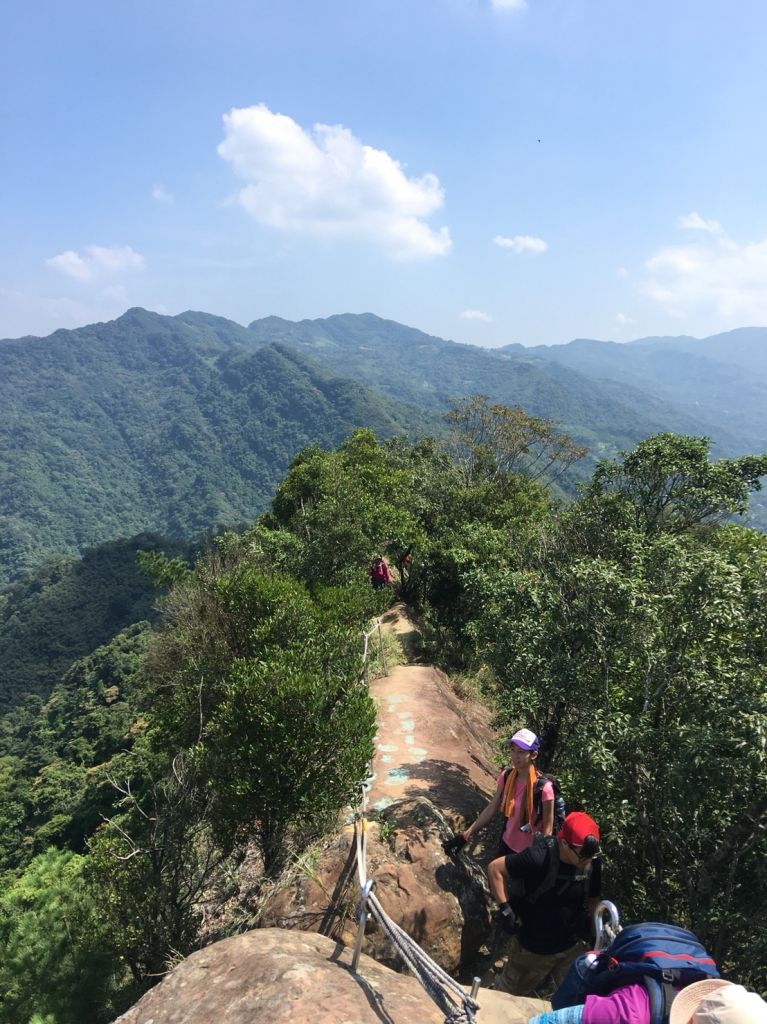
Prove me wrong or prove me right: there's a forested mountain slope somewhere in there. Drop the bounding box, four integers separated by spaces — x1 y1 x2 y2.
0 309 435 582
0 534 192 711
4 308 765 584
242 312 742 459
498 326 767 453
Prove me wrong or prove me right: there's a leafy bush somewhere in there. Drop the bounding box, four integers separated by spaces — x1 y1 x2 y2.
0 848 122 1024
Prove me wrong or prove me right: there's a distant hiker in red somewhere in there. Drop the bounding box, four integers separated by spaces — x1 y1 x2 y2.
370 554 393 590
398 544 413 581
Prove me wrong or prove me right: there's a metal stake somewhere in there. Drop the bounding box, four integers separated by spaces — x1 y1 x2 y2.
377 620 388 676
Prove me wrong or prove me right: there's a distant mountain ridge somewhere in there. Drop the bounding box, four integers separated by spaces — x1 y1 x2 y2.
0 309 435 582
496 326 767 453
3 309 765 583
240 312 748 448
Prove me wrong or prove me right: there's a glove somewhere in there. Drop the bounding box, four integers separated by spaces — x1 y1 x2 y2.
442 833 468 859
497 902 518 935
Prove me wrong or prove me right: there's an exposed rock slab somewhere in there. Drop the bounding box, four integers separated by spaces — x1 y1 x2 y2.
259 619 503 973
113 928 548 1024
259 796 493 973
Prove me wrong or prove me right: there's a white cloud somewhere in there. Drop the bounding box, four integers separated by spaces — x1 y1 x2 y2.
676 211 724 236
46 245 145 282
0 288 131 339
643 218 767 323
491 0 527 9
217 104 451 260
493 233 548 254
616 313 635 326
151 184 174 204
461 309 493 322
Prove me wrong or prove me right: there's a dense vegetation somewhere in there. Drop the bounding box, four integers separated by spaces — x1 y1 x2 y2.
5 308 766 584
0 309 435 583
243 313 765 472
1 414 766 1022
0 534 192 711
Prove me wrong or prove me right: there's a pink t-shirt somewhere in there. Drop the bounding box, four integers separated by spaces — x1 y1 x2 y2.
497 771 554 852
583 984 650 1024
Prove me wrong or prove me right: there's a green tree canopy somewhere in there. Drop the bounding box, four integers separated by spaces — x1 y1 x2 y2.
587 433 767 535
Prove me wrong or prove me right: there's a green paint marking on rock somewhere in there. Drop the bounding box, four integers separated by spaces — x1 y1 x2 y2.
387 767 410 783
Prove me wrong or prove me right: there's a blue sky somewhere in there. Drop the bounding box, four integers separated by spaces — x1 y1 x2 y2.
3 0 767 346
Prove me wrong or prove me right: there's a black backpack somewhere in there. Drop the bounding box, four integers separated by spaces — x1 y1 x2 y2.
502 768 566 833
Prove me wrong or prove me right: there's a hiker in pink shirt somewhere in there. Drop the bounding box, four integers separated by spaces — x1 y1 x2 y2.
443 728 555 858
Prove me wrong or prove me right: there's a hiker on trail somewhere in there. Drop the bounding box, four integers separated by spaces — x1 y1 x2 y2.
398 544 413 581
543 920 723 1024
528 977 767 1024
488 810 602 997
442 728 556 858
370 554 393 590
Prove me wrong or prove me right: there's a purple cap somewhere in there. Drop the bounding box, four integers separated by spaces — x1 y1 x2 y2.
507 728 540 751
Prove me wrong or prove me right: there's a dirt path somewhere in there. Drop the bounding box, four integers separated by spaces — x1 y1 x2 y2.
367 603 499 826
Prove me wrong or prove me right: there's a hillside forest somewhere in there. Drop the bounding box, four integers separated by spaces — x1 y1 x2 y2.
1 408 766 1024
3 309 767 585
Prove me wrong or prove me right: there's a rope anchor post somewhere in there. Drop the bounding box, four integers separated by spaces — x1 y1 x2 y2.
351 879 375 973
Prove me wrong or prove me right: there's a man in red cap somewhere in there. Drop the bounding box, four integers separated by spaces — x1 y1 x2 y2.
487 810 602 997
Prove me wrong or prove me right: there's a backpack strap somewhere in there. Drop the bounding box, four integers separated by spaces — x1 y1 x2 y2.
641 976 678 1024
532 774 546 822
525 835 561 904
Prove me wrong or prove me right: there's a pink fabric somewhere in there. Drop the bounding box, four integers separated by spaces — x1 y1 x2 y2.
497 771 554 852
371 560 392 583
582 984 650 1024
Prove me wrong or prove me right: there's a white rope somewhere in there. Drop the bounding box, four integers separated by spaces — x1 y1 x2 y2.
361 884 479 1023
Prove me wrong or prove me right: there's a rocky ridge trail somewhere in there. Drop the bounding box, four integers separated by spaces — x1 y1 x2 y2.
114 603 549 1023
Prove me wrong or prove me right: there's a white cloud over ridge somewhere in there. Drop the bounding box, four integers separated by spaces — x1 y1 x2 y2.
46 245 145 282
461 309 493 321
643 216 767 324
491 0 527 9
217 104 452 260
494 234 548 254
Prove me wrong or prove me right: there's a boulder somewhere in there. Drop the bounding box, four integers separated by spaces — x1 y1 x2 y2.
113 927 549 1024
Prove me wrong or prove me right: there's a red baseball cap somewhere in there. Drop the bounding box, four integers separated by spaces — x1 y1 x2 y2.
560 811 600 846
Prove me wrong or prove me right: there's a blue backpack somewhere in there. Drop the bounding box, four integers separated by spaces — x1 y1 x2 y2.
551 922 720 1024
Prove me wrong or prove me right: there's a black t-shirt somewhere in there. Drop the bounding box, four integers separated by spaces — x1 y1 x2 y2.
505 837 602 954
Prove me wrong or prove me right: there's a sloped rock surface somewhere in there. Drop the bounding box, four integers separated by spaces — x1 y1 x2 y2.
259 632 503 973
260 796 493 973
113 928 548 1024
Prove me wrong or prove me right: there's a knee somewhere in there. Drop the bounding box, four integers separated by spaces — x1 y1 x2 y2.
487 857 505 896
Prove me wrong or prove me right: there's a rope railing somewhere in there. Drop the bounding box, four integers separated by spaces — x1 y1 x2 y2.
350 610 480 1024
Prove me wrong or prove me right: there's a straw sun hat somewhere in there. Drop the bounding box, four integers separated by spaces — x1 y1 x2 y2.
669 979 767 1024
